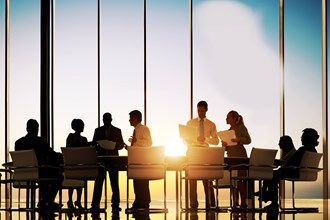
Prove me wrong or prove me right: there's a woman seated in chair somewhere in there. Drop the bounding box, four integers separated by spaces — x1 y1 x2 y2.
263 128 319 210
255 135 296 203
65 118 89 209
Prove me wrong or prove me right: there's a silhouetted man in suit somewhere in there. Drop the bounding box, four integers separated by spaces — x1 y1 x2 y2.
91 112 125 212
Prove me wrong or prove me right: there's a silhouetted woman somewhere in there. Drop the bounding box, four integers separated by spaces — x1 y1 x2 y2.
66 119 89 209
221 110 251 209
256 135 296 202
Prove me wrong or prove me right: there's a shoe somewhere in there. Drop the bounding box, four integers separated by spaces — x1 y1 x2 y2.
67 201 74 209
264 202 279 211
74 201 83 209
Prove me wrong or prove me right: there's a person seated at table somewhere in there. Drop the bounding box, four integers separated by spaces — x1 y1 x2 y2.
186 101 219 209
91 112 125 213
221 110 251 209
255 135 296 202
65 118 89 209
15 119 63 216
264 128 319 210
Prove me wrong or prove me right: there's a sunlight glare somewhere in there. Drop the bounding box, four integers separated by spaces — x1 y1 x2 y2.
164 138 187 156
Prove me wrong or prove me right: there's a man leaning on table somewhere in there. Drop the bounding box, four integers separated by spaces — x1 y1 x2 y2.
186 101 219 210
127 110 153 210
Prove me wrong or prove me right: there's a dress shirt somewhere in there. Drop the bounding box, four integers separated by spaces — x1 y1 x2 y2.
132 123 152 147
186 117 219 146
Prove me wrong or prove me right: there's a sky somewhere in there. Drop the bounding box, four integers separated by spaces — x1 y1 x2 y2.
0 0 326 200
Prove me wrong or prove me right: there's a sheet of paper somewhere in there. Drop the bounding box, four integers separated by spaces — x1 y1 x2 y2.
97 140 116 150
179 124 198 142
217 130 236 146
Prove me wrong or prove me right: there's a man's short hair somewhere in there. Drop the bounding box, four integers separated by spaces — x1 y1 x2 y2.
129 110 142 123
197 101 208 109
26 119 39 133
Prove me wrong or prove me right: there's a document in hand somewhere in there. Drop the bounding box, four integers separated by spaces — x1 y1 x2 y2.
217 130 236 146
179 124 198 142
97 140 116 150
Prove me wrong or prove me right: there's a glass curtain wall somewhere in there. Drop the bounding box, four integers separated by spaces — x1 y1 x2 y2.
146 0 190 156
284 0 323 198
53 0 98 151
8 0 40 152
193 0 280 156
100 0 144 149
0 0 328 202
0 0 5 164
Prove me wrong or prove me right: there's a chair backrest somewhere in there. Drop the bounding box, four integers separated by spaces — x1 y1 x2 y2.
61 147 99 180
248 147 278 180
186 147 225 179
10 150 39 181
127 146 165 180
298 151 322 181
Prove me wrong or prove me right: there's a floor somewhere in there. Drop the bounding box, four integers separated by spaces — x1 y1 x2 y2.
0 199 327 220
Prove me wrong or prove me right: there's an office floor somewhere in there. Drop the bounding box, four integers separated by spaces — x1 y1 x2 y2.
0 199 327 220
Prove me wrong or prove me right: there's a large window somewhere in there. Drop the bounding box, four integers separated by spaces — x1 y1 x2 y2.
193 0 280 156
284 0 323 198
100 0 144 149
9 0 40 150
54 0 98 151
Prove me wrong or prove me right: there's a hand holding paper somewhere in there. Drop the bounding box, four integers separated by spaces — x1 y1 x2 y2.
217 130 236 146
97 140 117 150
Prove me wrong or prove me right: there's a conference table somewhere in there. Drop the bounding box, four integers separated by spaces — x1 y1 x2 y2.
97 156 280 210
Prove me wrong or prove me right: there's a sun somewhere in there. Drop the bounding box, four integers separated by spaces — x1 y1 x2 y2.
164 138 187 156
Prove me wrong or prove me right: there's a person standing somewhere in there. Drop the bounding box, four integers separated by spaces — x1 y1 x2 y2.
186 101 219 209
128 110 153 209
221 110 251 209
65 118 89 209
91 112 125 212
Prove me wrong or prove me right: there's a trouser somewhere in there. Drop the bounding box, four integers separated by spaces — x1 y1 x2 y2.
108 170 120 207
133 179 150 208
189 179 215 208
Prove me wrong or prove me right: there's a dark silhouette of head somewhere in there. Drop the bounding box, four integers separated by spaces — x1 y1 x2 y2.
227 110 244 125
71 119 84 133
197 101 208 119
301 128 319 149
103 112 112 127
26 119 39 135
129 110 142 127
279 135 295 157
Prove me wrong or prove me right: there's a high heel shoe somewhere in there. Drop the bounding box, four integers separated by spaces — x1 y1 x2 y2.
67 201 74 209
74 201 83 209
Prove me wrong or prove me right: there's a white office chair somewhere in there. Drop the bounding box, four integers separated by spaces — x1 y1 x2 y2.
212 169 237 211
180 147 226 211
61 147 106 212
10 150 62 212
126 146 167 213
229 147 278 211
279 151 322 212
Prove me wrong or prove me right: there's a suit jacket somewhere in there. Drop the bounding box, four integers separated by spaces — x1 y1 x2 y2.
92 125 124 156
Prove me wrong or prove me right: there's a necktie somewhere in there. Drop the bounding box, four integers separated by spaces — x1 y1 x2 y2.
131 129 136 146
199 119 204 136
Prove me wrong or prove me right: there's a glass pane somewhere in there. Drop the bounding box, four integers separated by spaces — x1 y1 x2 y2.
285 0 323 198
54 0 98 151
100 0 144 151
10 0 40 151
147 0 190 156
193 0 280 155
0 0 5 163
